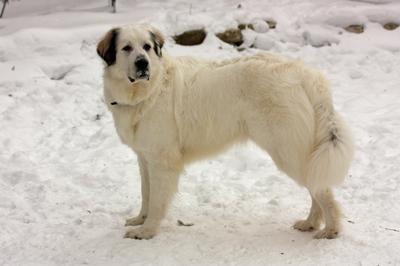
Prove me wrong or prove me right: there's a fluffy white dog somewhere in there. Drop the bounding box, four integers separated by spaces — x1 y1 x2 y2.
97 24 354 240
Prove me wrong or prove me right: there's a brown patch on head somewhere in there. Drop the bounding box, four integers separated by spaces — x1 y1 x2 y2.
97 28 119 66
149 28 165 57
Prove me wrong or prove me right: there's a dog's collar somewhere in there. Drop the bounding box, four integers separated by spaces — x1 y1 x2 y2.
110 101 136 107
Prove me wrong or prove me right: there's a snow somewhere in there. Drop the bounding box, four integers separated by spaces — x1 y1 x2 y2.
1 0 400 265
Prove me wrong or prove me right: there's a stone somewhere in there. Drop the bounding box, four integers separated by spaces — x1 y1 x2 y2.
173 29 207 46
383 22 399 31
344 25 364 34
216 28 243 46
266 20 277 29
238 23 254 30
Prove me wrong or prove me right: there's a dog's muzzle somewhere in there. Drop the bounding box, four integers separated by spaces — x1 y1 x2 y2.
128 56 150 82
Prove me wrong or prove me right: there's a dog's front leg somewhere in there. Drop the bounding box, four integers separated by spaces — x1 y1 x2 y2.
124 162 181 239
125 156 149 226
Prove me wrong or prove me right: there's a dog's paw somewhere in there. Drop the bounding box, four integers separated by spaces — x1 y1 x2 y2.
293 220 316 232
124 227 157 240
313 228 339 239
125 215 146 226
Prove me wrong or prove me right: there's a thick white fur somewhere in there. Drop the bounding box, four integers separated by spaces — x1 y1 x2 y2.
99 25 354 240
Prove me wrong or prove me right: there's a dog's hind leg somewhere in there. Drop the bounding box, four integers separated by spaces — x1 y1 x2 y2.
126 156 149 226
294 190 323 232
312 188 342 239
125 162 182 239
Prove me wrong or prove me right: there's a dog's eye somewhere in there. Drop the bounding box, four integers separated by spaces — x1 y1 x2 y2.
143 43 151 51
122 45 132 52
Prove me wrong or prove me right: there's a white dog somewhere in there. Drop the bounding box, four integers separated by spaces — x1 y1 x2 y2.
97 24 354 240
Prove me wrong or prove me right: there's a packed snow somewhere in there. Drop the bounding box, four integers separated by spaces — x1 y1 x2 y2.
1 0 400 265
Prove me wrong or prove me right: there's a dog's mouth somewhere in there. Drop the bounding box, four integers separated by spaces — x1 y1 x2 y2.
128 71 150 83
137 70 150 81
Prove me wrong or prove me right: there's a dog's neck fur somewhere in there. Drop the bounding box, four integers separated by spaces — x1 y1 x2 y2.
105 54 175 128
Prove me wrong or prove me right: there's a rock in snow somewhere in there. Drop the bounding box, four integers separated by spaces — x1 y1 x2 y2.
173 29 207 46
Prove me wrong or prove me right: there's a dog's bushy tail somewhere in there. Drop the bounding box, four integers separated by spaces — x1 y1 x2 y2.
302 70 354 193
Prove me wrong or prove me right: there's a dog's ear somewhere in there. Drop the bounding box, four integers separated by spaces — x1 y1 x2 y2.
97 28 119 66
149 28 165 57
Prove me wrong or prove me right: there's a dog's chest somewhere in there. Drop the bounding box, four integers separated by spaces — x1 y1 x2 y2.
110 107 138 147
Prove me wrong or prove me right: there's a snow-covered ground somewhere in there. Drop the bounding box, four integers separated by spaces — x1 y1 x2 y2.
1 0 400 265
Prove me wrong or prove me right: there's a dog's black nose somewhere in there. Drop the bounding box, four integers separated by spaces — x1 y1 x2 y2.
135 57 149 70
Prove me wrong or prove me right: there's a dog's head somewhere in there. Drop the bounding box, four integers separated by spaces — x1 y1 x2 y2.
97 24 165 84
